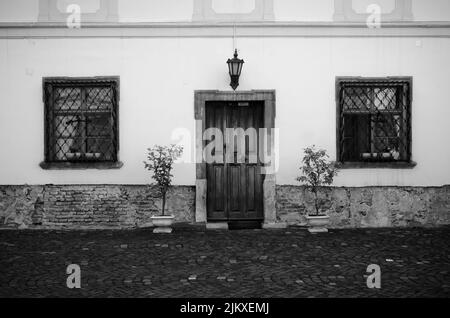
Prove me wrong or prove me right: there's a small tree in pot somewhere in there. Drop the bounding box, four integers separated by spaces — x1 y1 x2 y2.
144 144 183 233
296 146 339 233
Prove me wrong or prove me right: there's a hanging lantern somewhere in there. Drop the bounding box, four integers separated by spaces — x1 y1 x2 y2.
226 49 244 90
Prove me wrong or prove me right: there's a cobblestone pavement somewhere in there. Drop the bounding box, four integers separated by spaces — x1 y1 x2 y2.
1 225 449 298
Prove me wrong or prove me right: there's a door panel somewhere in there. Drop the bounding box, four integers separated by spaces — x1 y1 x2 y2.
229 164 240 211
206 103 226 219
247 166 255 211
206 101 264 221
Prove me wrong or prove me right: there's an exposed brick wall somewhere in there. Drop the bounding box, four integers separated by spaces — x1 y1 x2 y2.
276 185 450 228
1 184 449 229
0 185 195 229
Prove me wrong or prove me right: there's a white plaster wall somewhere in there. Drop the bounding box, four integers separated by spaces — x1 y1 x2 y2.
0 35 449 186
0 0 450 23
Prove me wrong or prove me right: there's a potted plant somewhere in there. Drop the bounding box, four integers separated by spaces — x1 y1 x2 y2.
296 146 339 233
144 144 183 233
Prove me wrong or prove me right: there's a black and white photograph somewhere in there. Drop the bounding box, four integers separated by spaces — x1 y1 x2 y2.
0 0 449 308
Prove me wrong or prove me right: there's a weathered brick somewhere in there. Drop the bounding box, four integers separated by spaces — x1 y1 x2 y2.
1 184 449 229
0 185 195 229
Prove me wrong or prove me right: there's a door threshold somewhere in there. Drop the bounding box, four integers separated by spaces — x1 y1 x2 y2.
206 220 264 230
228 220 262 230
206 222 229 230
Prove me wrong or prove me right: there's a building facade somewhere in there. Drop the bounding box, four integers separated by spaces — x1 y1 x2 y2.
0 0 449 229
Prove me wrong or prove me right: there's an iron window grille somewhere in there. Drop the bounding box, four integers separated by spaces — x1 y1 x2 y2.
336 77 412 164
43 77 119 164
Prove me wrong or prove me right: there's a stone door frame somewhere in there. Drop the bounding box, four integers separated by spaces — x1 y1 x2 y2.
194 90 278 228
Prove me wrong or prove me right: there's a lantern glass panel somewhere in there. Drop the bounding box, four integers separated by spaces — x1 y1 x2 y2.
236 62 241 75
237 63 243 75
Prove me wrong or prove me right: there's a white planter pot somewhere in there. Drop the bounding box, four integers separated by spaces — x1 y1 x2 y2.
151 215 175 233
305 215 330 233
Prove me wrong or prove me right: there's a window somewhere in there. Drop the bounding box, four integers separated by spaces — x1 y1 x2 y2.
41 77 120 169
336 77 413 167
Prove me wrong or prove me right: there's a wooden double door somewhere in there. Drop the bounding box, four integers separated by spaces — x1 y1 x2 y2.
206 101 265 221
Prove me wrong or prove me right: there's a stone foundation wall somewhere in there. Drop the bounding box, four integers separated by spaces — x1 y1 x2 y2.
276 185 450 228
1 184 449 229
0 185 45 229
0 185 195 229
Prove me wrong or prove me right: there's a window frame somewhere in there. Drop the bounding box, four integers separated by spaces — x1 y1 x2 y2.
40 76 122 170
335 76 416 169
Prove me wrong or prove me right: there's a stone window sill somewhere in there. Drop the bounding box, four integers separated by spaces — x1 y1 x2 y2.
338 161 417 169
39 161 124 170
